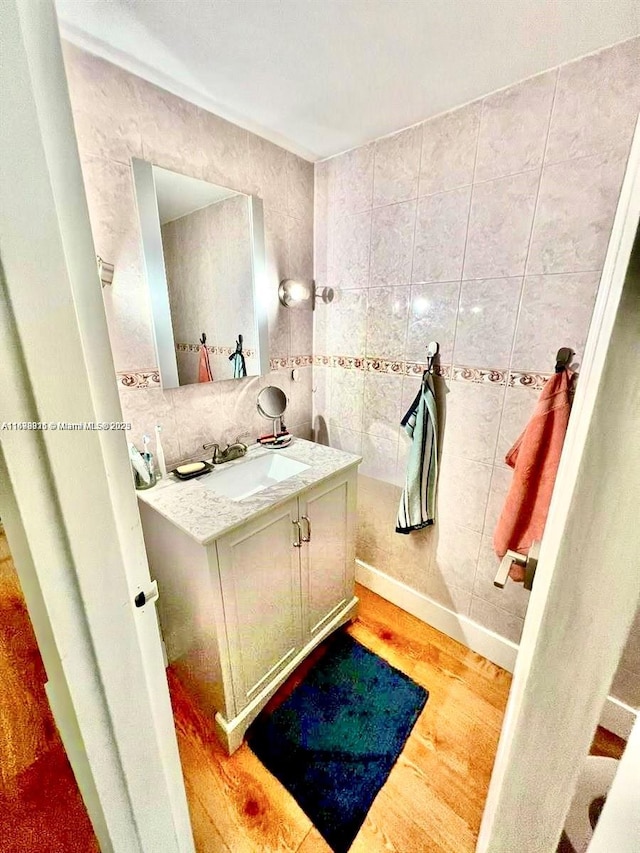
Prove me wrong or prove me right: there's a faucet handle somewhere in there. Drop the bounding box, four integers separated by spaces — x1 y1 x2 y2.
203 442 219 452
235 431 252 447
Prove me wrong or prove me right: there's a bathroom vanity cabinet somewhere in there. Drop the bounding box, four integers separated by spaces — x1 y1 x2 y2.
137 442 359 754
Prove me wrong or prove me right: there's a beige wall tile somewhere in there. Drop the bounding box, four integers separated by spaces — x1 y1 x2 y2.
437 454 492 533
546 37 640 165
426 572 473 616
370 200 417 287
328 289 368 356
314 160 331 288
406 282 460 363
80 154 144 273
360 434 401 483
419 102 481 196
286 152 314 222
495 385 538 463
413 187 471 283
469 596 524 644
134 77 207 178
119 387 180 464
463 170 539 279
527 149 627 274
332 144 374 217
328 426 362 457
199 110 250 191
363 373 404 439
329 211 371 290
62 40 143 164
357 476 399 558
483 465 512 536
288 214 314 281
390 525 435 597
454 277 522 368
329 368 364 432
441 382 504 465
511 272 600 372
365 286 410 360
475 71 556 183
246 134 288 214
373 125 422 206
431 519 482 593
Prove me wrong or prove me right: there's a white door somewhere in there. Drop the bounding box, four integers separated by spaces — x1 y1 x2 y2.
477 122 640 851
217 500 303 710
1 2 195 850
299 471 357 639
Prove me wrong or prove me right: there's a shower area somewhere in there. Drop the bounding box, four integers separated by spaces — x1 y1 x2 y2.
311 37 640 716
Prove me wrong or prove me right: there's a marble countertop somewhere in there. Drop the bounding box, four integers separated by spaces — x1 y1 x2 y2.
137 438 361 546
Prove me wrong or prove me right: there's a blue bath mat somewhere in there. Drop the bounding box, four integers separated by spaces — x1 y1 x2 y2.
247 632 428 853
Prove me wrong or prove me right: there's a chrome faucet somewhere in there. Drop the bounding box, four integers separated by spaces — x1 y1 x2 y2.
203 436 248 465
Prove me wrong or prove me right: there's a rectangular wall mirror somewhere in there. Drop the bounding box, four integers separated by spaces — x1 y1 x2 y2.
132 158 268 389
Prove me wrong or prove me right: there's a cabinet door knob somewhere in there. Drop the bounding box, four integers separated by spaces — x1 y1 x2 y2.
300 515 311 543
293 519 302 547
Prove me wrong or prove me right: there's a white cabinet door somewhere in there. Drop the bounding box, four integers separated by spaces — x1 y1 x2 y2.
299 470 357 639
216 499 302 712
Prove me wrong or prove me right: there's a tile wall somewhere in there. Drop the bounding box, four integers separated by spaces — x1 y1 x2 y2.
62 42 315 467
313 37 640 707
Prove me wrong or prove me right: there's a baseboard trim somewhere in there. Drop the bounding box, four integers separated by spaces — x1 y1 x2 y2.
355 559 637 740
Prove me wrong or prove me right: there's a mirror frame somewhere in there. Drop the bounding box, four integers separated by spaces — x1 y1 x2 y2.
131 157 269 389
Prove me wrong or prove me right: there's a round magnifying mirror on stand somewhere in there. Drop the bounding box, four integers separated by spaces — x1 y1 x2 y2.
256 386 291 446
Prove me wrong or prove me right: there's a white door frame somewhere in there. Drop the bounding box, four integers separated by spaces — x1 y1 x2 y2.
0 1 194 850
478 118 640 852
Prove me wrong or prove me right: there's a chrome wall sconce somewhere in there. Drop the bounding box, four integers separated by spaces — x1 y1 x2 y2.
278 279 334 310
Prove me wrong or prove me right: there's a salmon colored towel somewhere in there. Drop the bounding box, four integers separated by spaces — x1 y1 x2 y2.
198 343 213 382
494 370 573 579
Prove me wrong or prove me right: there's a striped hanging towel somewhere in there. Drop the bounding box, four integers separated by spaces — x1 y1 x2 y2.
396 373 439 533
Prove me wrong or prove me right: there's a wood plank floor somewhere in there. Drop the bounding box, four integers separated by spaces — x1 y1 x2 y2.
168 583 626 853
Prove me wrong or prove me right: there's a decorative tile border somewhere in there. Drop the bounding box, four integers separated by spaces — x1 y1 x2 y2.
270 355 314 369
508 371 551 391
116 356 314 389
453 366 509 385
117 356 554 391
117 370 161 389
406 362 451 379
314 355 553 388
176 342 257 358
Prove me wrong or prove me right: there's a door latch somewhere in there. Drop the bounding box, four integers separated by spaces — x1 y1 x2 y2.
134 580 159 608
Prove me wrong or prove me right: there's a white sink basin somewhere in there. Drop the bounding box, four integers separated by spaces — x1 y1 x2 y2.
198 452 310 502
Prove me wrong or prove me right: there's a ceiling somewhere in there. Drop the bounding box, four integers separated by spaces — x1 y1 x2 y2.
55 0 640 161
153 165 238 225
